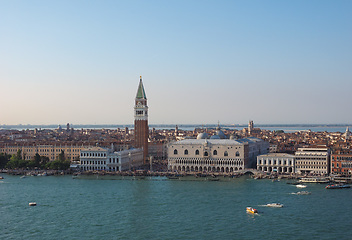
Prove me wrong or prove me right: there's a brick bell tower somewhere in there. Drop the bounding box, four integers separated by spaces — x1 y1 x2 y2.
134 76 149 164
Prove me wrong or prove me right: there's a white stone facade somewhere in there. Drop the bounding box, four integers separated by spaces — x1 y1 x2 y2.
295 147 330 175
257 153 295 173
168 137 269 173
80 147 143 171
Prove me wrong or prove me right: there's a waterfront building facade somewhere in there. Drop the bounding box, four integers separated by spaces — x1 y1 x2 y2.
257 153 295 174
168 134 269 173
79 146 143 171
331 153 352 176
295 147 330 175
148 142 167 160
0 144 89 161
134 76 149 163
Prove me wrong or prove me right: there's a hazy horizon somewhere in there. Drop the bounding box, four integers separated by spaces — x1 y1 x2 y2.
1 0 351 125
1 123 351 127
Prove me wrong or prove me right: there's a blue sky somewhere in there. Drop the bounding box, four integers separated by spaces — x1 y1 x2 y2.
1 0 351 125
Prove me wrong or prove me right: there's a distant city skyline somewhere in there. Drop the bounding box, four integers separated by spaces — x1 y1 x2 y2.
1 0 351 125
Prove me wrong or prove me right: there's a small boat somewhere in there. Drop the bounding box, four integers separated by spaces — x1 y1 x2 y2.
29 202 37 206
207 178 219 181
0 176 4 179
295 191 311 195
325 184 351 189
167 176 180 180
287 182 300 185
246 207 258 214
20 175 26 179
266 203 283 208
296 184 307 188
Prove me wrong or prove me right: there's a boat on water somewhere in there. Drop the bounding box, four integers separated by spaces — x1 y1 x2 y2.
167 176 180 180
207 178 219 181
296 184 307 188
287 182 300 185
246 207 258 214
325 184 351 189
0 176 4 179
299 177 330 184
266 203 283 208
29 202 37 206
294 191 311 195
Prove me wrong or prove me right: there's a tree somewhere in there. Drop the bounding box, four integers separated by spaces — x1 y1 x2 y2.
0 153 11 169
15 149 23 161
40 156 49 168
33 153 41 167
5 149 27 169
46 159 70 170
57 150 65 161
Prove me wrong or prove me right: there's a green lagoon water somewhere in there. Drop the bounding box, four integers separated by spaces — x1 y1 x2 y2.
1 174 351 240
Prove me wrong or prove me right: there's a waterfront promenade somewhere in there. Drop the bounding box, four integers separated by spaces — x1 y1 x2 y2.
4 168 351 184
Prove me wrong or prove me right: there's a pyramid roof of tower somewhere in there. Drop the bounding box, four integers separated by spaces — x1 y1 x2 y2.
136 78 147 99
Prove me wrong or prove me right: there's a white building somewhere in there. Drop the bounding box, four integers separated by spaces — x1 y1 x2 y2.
79 146 143 171
168 131 269 173
257 153 295 174
295 147 330 175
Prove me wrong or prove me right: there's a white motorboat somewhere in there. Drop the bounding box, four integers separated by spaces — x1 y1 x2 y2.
266 203 283 208
294 191 311 195
296 184 307 188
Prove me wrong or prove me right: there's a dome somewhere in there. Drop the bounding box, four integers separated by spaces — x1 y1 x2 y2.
210 135 221 139
215 130 226 139
197 132 208 139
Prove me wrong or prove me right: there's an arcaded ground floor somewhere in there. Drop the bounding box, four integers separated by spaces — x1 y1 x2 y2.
169 164 244 173
257 165 294 173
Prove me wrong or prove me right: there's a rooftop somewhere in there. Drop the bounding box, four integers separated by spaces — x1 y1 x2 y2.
171 137 263 146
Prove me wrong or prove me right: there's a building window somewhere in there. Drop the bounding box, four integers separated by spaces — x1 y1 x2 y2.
213 150 217 155
235 151 240 157
174 149 178 155
204 151 208 157
224 151 228 157
195 150 199 155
